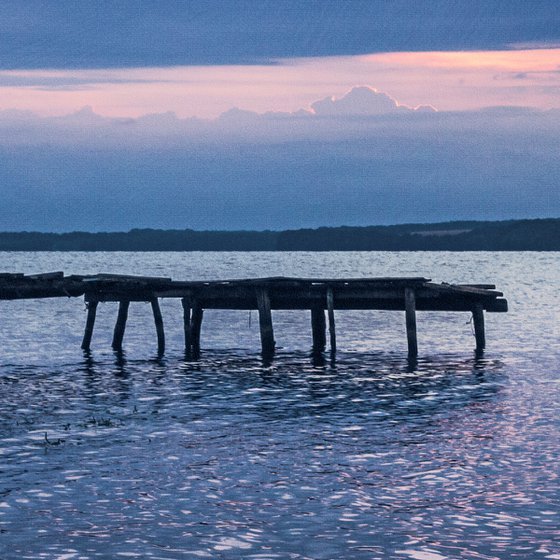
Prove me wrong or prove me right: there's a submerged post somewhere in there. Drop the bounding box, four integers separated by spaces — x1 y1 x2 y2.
181 297 192 355
404 287 418 358
112 300 130 351
150 298 165 354
311 306 326 352
190 302 204 357
256 287 275 356
81 300 98 350
326 287 336 353
472 302 486 351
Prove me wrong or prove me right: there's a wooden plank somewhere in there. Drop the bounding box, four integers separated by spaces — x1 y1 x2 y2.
311 306 326 352
178 275 429 283
405 287 418 357
425 282 503 297
81 300 98 350
112 300 130 351
82 292 154 303
327 287 336 353
84 273 172 282
159 276 431 290
156 286 442 304
256 288 275 356
26 271 64 280
151 298 165 354
0 284 86 300
472 302 486 351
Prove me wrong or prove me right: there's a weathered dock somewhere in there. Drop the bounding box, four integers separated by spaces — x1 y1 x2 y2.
0 272 508 358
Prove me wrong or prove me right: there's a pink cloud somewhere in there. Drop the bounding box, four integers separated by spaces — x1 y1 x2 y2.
0 48 557 118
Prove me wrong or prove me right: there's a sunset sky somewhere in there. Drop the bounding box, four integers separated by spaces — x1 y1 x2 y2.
2 47 560 117
1 1 559 231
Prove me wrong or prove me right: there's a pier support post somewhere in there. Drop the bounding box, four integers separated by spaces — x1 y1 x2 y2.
81 300 98 350
181 297 192 355
256 288 275 357
326 287 336 353
404 288 418 358
112 300 130 351
150 298 165 355
190 302 204 357
311 306 326 353
472 303 486 351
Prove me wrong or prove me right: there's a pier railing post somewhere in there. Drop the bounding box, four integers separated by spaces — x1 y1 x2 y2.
472 302 486 352
311 306 326 353
404 287 418 358
112 300 130 351
81 299 98 351
326 287 336 354
150 298 165 355
256 287 275 357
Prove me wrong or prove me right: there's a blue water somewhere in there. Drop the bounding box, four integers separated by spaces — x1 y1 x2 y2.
0 252 559 559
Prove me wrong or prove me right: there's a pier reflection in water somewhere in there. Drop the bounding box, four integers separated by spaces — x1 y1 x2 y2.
1 349 555 559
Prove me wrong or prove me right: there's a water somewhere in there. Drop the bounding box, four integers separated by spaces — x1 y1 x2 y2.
0 252 559 559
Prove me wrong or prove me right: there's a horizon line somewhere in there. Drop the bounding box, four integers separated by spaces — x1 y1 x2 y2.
2 217 558 236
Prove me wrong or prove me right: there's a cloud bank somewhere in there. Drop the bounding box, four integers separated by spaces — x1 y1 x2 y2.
310 87 436 115
0 87 558 231
1 1 559 69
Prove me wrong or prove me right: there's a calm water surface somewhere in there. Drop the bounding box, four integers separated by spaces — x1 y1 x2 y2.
0 252 559 559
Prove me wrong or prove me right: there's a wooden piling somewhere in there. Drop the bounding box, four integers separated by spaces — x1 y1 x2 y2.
472 302 486 351
181 297 192 354
326 287 336 353
404 287 418 357
112 300 130 351
311 306 326 352
150 298 165 354
190 302 204 356
81 300 98 350
256 288 275 356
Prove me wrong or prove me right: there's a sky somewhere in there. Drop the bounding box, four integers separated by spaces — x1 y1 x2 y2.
1 1 559 232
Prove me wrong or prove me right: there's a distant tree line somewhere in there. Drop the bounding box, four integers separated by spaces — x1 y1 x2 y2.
0 219 558 251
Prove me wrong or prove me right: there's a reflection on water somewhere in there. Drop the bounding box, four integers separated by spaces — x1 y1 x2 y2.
0 350 558 559
0 251 559 559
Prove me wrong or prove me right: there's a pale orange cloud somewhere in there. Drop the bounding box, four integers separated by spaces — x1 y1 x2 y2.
370 48 560 72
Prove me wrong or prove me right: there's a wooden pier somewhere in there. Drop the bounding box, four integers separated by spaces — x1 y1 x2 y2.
0 272 508 358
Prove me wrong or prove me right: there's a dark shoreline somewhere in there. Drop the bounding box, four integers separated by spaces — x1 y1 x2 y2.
0 218 558 251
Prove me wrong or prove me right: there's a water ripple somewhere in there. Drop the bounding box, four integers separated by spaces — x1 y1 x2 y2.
0 251 559 559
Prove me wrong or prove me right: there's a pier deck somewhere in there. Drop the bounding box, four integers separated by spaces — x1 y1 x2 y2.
0 273 508 357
